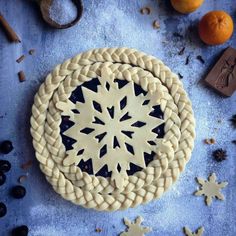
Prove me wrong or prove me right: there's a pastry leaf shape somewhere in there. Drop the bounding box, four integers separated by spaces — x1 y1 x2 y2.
56 67 165 189
195 173 228 206
184 227 204 236
120 216 151 236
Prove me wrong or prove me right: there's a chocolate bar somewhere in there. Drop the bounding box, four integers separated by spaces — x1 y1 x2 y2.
205 47 236 97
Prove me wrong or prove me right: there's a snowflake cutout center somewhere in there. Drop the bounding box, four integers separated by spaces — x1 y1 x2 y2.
56 67 165 188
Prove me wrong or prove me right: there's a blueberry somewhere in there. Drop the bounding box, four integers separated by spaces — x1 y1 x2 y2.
0 171 6 186
11 185 26 199
0 140 13 154
0 160 11 172
12 225 28 236
0 202 7 218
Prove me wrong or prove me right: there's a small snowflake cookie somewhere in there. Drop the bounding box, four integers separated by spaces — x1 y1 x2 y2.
30 48 195 211
195 173 228 206
120 216 151 236
184 227 204 236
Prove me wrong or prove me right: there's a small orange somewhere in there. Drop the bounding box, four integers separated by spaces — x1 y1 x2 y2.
199 11 234 45
171 0 204 14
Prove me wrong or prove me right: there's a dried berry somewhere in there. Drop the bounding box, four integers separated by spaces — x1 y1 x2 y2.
0 140 13 154
185 55 190 65
12 225 28 236
0 202 7 218
95 228 102 233
0 171 6 186
196 55 205 64
178 47 185 55
11 185 26 199
178 73 183 79
230 114 236 128
212 149 227 162
0 160 11 172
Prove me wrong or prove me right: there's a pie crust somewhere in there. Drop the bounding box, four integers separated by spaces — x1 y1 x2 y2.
30 48 195 211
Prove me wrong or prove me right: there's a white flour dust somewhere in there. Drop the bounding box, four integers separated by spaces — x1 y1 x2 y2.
49 0 77 25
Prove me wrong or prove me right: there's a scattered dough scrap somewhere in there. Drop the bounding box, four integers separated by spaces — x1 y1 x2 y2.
120 216 151 236
195 173 228 206
184 227 204 236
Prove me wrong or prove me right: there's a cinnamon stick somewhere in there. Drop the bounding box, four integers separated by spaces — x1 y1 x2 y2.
18 71 26 82
16 55 25 63
0 13 20 43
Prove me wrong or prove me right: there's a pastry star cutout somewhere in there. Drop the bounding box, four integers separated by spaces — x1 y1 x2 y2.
184 227 204 236
195 173 228 206
120 216 151 236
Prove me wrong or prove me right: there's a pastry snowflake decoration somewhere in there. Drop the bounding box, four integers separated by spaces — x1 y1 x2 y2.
120 216 151 236
56 67 165 188
184 227 204 236
31 48 196 210
195 173 228 206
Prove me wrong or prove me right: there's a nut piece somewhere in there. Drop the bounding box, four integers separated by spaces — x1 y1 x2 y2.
204 138 215 145
152 20 160 29
95 228 102 233
29 49 35 55
18 175 28 184
140 7 151 15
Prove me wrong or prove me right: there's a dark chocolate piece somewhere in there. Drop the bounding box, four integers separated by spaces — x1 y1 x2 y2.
205 47 236 97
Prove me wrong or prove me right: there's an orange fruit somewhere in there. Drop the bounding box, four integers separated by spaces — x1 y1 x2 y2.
171 0 204 14
199 11 234 45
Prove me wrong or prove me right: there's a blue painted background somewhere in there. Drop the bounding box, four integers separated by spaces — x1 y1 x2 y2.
0 0 236 235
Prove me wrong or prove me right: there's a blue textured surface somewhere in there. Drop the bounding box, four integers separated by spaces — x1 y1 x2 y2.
0 0 236 235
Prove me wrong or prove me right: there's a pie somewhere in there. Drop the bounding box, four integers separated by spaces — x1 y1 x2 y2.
30 48 195 211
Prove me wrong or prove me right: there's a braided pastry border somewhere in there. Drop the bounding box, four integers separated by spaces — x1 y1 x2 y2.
30 48 195 211
46 63 179 194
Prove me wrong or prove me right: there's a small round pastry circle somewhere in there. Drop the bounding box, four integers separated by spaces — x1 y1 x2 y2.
30 48 195 211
